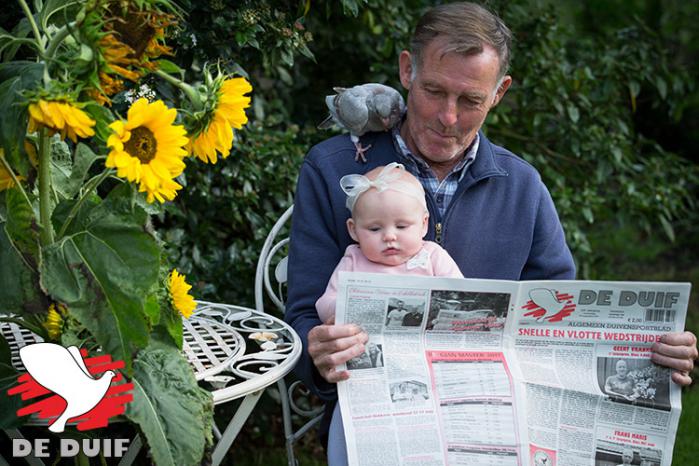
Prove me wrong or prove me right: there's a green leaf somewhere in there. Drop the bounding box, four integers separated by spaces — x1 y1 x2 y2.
156 59 183 74
0 224 43 314
39 0 80 30
628 80 641 98
52 142 99 200
655 77 667 99
0 79 29 176
50 137 73 198
84 102 114 143
5 186 38 257
126 346 213 466
41 187 160 372
566 104 580 123
658 214 675 242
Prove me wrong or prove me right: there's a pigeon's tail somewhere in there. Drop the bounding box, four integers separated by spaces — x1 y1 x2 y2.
317 114 335 130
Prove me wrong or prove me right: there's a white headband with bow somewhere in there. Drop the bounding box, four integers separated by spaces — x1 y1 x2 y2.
340 162 427 213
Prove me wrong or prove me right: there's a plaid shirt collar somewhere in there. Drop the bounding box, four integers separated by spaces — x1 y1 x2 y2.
390 121 479 182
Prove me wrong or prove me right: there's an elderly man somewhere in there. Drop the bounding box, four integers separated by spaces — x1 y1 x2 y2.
284 2 697 464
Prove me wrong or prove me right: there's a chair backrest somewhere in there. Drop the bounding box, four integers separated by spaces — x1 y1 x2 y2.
254 205 293 315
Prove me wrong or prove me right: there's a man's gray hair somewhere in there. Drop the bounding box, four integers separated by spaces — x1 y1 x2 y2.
410 2 512 80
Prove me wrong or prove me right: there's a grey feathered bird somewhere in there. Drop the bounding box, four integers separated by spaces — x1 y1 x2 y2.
318 83 405 163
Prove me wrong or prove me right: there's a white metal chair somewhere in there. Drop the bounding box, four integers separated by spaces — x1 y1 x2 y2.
254 205 324 466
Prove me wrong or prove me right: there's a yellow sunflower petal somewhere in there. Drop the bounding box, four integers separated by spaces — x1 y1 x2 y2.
168 269 196 318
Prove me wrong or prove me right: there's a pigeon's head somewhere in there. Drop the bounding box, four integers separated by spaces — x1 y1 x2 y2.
373 93 403 130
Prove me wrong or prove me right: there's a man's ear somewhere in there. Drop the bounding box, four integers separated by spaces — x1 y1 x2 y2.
491 75 512 108
347 218 358 242
399 50 413 90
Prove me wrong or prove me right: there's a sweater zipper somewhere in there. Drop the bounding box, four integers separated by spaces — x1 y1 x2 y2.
435 222 442 244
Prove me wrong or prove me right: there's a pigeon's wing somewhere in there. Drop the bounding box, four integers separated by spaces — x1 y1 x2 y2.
335 86 371 136
67 345 93 379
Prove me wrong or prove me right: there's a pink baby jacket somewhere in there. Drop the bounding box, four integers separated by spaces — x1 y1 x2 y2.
315 241 463 323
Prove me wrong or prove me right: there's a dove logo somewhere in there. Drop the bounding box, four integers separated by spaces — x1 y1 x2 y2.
7 343 134 433
521 288 576 322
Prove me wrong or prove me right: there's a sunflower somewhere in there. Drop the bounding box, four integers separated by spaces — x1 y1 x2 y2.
106 98 188 203
86 2 175 104
44 304 65 340
168 269 196 319
27 99 96 143
189 77 252 163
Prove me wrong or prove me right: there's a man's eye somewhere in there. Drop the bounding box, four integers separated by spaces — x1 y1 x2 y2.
368 227 381 232
461 98 483 108
396 225 408 229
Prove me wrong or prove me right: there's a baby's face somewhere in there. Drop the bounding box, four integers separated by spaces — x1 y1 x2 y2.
347 188 428 266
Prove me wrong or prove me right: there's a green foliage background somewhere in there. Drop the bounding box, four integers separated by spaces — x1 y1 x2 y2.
153 1 699 463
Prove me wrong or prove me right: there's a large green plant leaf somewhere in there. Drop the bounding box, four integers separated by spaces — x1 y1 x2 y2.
0 62 42 176
49 139 100 200
5 186 38 258
127 346 213 466
0 224 43 314
41 186 159 371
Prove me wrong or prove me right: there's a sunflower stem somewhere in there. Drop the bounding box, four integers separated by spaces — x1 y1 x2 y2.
44 23 74 59
155 69 203 110
38 128 55 245
0 152 33 210
17 0 44 51
57 169 112 238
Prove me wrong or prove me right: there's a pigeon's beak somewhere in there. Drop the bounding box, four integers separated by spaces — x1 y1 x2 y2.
381 116 391 130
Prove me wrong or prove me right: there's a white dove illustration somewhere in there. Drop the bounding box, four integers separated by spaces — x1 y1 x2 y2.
528 288 567 319
19 343 115 433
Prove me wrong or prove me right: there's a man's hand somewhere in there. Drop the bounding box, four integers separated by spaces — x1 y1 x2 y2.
651 331 698 386
308 321 368 384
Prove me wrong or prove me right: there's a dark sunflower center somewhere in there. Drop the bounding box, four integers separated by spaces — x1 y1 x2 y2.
124 126 157 163
107 5 157 59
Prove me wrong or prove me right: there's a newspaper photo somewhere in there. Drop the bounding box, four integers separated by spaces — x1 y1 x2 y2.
334 273 690 466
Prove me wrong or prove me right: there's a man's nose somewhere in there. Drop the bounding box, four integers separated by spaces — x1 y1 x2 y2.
383 230 397 242
439 99 458 127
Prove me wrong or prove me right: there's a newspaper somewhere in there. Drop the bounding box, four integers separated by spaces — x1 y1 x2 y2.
335 272 690 466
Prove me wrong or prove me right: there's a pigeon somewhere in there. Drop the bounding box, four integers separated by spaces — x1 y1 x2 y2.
19 343 115 433
319 83 405 163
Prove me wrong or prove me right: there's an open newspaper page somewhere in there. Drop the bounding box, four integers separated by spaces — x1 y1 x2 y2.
509 281 689 466
334 273 689 466
335 272 524 466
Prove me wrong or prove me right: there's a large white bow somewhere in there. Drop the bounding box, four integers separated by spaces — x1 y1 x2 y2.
340 162 425 212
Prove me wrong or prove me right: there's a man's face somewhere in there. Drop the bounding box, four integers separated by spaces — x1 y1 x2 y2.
616 360 628 378
398 37 511 169
622 450 633 464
